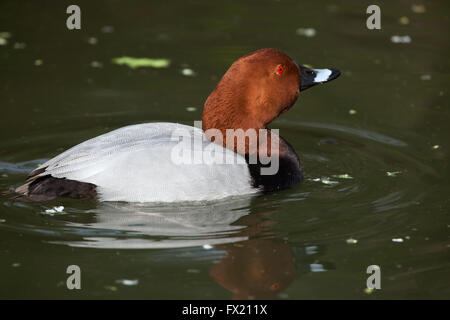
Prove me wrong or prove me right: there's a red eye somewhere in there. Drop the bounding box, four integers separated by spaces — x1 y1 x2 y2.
276 65 284 75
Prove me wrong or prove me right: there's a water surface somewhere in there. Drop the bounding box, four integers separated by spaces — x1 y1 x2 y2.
0 0 449 299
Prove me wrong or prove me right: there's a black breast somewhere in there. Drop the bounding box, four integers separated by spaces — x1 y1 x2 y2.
245 137 303 192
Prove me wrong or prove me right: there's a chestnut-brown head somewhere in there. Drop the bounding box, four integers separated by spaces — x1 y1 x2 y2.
202 48 340 133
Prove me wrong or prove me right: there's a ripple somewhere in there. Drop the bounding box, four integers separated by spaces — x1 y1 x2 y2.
0 159 47 174
0 121 435 252
279 120 408 146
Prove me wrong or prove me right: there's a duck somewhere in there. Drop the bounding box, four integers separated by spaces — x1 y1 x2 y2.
13 48 340 202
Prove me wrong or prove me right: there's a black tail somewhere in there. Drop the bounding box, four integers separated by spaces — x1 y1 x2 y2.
7 176 98 201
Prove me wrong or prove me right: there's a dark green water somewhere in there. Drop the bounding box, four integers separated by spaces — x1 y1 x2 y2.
0 1 449 299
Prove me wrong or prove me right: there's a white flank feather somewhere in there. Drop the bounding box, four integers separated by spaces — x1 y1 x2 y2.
35 123 258 202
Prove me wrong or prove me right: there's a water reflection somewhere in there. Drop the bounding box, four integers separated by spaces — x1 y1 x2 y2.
211 239 296 299
50 196 325 298
56 197 253 249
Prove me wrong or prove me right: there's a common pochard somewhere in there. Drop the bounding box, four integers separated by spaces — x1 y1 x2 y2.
14 48 339 202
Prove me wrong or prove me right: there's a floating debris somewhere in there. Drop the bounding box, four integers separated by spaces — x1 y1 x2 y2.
186 107 197 112
309 177 339 185
398 16 410 25
187 269 201 274
305 245 318 255
310 263 326 272
333 174 353 179
181 68 195 76
202 244 213 250
12 262 21 267
0 219 5 223
115 279 139 286
13 42 26 49
432 145 440 150
0 32 11 38
392 238 404 243
104 285 118 292
346 238 358 244
0 32 11 46
420 74 431 81
320 177 339 185
44 206 65 214
386 171 401 177
90 61 103 68
391 35 412 44
349 109 357 115
411 4 426 14
364 288 374 294
296 27 316 38
112 57 170 69
101 25 114 33
278 292 289 299
87 37 98 45
34 59 43 66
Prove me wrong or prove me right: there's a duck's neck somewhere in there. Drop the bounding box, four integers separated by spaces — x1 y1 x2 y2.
202 84 277 155
202 89 265 132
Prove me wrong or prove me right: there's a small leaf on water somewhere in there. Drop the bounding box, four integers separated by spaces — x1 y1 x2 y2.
181 68 195 76
398 16 410 25
43 206 65 215
411 4 426 14
333 174 353 179
386 171 401 177
320 177 339 185
0 32 12 39
391 35 412 44
112 57 170 69
104 285 117 291
115 279 139 286
296 27 316 38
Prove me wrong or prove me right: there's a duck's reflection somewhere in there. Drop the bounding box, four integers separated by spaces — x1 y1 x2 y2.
210 238 296 299
66 197 253 249
57 196 325 298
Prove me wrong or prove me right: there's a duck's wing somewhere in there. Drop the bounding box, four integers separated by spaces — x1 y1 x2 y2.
29 122 185 182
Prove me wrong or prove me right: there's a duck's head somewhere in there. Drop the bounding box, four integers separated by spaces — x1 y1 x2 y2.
202 48 340 132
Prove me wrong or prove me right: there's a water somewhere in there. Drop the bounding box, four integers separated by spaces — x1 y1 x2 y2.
0 0 449 299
